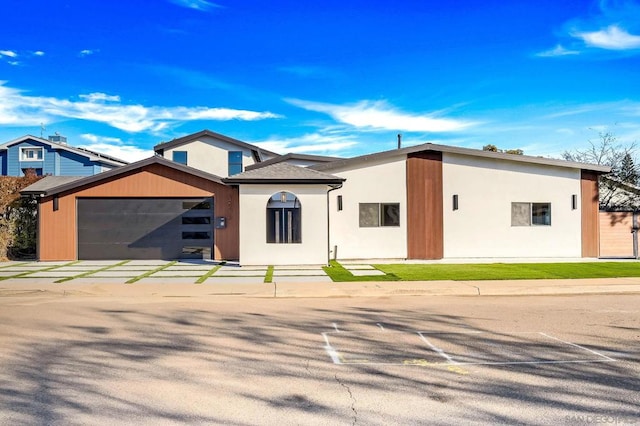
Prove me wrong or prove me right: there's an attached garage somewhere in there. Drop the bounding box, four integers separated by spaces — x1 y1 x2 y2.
77 197 214 260
24 157 239 261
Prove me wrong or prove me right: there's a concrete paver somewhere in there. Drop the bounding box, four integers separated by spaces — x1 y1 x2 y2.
204 277 267 284
151 270 207 277
214 270 267 277
272 269 327 276
88 271 143 278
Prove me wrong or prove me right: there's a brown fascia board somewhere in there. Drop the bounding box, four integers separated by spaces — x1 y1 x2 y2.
311 142 612 174
152 129 280 159
245 153 343 171
34 155 227 197
223 177 345 185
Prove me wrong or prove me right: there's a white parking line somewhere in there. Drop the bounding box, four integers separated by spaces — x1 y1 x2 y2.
418 332 458 364
538 332 616 362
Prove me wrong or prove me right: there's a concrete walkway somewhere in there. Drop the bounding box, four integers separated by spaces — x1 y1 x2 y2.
1 259 640 298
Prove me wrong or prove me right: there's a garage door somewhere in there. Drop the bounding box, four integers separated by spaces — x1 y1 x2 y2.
77 197 214 260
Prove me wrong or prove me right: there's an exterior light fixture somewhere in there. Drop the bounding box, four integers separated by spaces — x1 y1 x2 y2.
571 194 578 210
280 191 287 203
453 194 459 211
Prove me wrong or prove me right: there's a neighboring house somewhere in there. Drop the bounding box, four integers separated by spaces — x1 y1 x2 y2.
23 130 610 264
0 135 128 176
153 129 281 176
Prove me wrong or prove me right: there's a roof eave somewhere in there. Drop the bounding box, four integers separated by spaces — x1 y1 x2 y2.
223 178 346 185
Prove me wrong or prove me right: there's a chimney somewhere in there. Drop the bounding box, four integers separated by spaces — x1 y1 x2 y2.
397 134 402 149
48 133 67 145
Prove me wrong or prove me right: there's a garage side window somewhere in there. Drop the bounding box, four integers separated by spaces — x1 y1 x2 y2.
511 202 551 226
266 191 301 243
359 203 400 227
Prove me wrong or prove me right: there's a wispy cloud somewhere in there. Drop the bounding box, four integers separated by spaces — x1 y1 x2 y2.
33 51 45 56
79 49 97 57
168 0 222 11
278 65 338 78
255 132 358 155
0 81 281 132
572 24 640 50
79 133 150 162
0 50 17 58
287 99 476 132
535 44 580 57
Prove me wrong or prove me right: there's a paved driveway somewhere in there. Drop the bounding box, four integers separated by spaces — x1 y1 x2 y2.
0 260 333 284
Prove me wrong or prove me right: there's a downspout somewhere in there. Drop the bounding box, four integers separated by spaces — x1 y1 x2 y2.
326 183 343 265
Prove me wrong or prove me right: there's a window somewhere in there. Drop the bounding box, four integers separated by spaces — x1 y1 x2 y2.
173 151 187 165
359 203 400 227
182 200 211 210
182 216 211 225
266 192 301 243
228 151 243 176
21 147 43 161
182 231 211 240
511 202 551 226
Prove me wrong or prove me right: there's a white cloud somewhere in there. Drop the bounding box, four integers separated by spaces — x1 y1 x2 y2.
255 133 358 155
573 25 640 50
79 134 151 162
79 93 121 102
79 49 96 57
0 50 17 58
33 51 45 56
287 99 476 132
536 44 580 57
0 81 281 132
168 0 222 11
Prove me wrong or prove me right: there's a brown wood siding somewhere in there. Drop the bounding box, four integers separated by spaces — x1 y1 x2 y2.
599 211 634 257
38 164 239 261
406 151 443 259
581 170 600 257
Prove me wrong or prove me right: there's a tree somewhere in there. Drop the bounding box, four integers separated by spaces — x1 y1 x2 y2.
482 144 524 155
0 170 43 260
562 132 639 210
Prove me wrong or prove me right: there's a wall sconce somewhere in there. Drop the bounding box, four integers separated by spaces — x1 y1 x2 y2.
53 195 59 211
337 195 343 211
280 191 287 203
571 194 577 210
453 194 459 211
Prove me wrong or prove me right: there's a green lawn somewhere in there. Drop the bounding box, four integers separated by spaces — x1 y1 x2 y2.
323 261 640 282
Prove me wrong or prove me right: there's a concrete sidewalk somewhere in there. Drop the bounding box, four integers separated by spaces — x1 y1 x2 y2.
1 277 640 299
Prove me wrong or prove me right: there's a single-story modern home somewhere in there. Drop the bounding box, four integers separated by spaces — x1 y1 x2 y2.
22 130 610 264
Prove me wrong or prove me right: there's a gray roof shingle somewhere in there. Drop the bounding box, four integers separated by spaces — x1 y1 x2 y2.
224 162 345 184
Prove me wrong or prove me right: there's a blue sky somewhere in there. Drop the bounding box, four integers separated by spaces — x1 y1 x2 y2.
1 0 640 162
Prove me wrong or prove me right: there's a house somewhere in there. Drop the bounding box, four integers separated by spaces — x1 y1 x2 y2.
22 130 610 264
0 134 128 176
153 129 281 176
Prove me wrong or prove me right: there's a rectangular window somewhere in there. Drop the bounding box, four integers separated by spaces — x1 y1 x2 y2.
182 216 211 225
359 203 400 227
21 147 44 161
182 200 211 210
228 151 243 176
173 151 188 165
182 231 211 240
511 202 551 226
267 208 301 243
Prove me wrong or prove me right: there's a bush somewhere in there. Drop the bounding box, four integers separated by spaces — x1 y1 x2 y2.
0 170 43 260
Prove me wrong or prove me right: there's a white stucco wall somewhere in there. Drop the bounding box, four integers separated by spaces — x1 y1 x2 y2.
238 184 329 265
328 156 407 260
164 135 263 177
442 153 582 258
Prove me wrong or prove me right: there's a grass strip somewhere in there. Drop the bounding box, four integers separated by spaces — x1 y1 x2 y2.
264 265 274 283
195 262 225 284
55 260 131 283
323 260 400 282
375 262 640 281
126 261 177 284
0 262 29 270
0 261 80 281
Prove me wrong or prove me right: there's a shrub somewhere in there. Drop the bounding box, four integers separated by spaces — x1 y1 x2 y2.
0 170 43 260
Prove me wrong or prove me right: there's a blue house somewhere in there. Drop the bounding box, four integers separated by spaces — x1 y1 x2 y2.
0 135 128 176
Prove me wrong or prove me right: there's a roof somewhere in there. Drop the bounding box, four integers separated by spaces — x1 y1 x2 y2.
0 135 128 167
153 129 280 159
223 162 345 184
20 176 85 195
20 155 227 197
311 142 612 174
244 152 342 171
